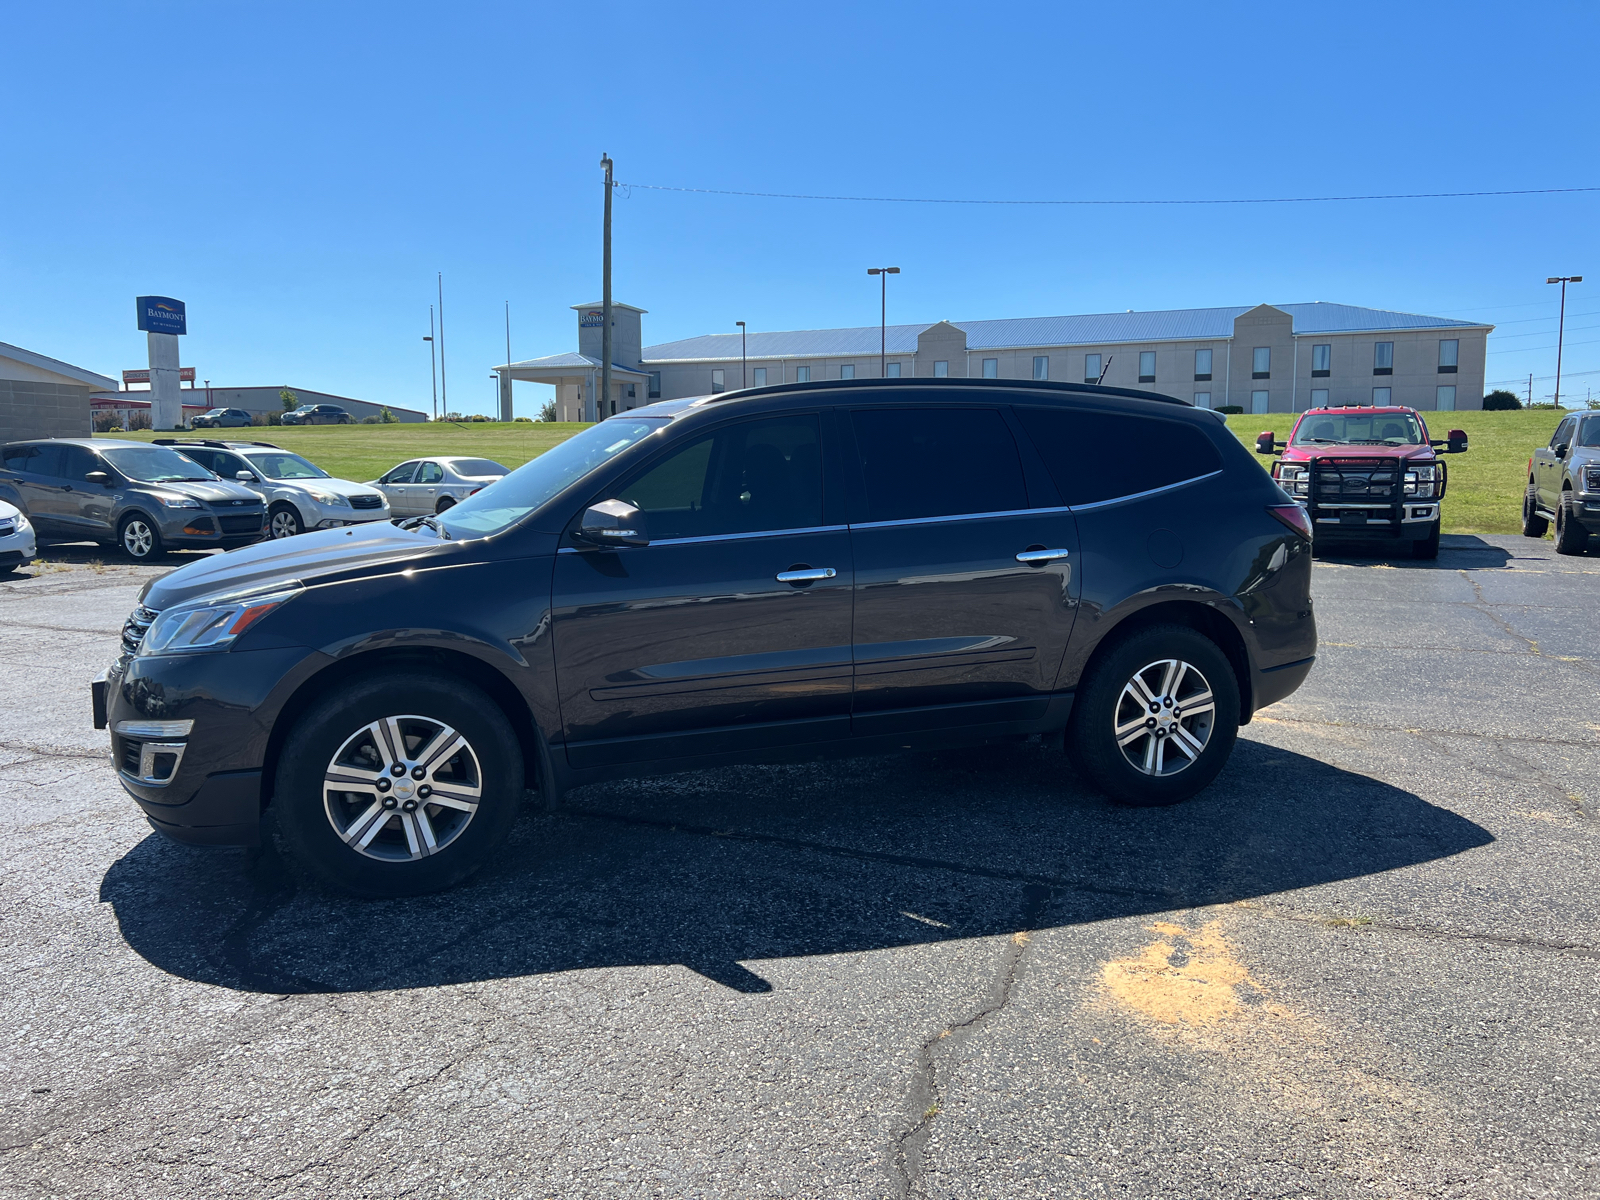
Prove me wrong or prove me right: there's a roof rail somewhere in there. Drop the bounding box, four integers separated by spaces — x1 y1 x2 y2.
687 376 1192 408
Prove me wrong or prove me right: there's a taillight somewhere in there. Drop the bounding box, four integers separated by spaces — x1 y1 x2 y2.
468 487 482 496
1267 504 1313 541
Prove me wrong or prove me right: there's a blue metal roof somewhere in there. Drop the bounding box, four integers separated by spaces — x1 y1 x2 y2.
641 302 1488 363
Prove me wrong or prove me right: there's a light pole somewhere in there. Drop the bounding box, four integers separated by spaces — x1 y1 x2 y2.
423 304 437 420
437 273 448 417
1547 275 1583 408
867 267 900 376
600 153 614 422
736 321 747 389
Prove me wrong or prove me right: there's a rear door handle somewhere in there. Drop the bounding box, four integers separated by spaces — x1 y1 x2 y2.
776 567 837 583
1015 548 1070 564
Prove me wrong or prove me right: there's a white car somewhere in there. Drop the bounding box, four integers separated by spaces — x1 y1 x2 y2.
158 440 390 538
0 498 37 574
368 456 510 516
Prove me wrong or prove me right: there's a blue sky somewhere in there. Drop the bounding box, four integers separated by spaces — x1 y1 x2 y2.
5 1 1598 415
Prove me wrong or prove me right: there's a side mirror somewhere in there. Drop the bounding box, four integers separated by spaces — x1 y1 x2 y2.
1447 429 1468 454
1255 432 1276 455
84 471 111 486
1555 442 1570 459
577 498 648 548
236 470 259 482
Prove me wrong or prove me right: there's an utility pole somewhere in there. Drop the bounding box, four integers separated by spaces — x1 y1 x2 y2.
736 321 747 388
503 300 512 422
424 305 437 420
867 267 900 376
437 273 448 416
600 153 614 422
1528 373 1533 407
1547 275 1583 409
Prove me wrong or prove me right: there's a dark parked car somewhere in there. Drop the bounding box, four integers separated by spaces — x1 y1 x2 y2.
95 379 1316 896
191 408 255 430
0 438 267 560
280 404 353 426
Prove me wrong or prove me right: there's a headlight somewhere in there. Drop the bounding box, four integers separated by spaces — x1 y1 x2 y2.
1404 464 1440 498
139 585 303 656
153 494 202 509
1274 464 1309 497
1586 467 1600 493
306 489 350 508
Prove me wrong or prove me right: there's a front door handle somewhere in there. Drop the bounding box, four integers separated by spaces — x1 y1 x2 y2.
1015 548 1070 564
776 567 837 584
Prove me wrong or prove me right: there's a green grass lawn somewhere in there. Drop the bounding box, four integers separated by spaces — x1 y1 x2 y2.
107 409 1573 537
1222 409 1568 535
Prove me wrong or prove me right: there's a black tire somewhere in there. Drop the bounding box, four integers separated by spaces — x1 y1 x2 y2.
1411 520 1441 559
1555 497 1590 556
271 671 523 897
1066 625 1241 807
117 512 163 561
434 496 456 514
268 503 304 539
1522 486 1549 538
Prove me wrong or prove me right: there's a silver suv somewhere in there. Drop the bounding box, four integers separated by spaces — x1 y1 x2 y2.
157 439 390 538
1522 412 1600 554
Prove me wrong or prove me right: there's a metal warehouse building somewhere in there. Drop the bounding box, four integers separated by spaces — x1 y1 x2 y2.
500 300 1490 422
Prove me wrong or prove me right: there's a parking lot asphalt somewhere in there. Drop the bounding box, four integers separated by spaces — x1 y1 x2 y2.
1 534 1596 1199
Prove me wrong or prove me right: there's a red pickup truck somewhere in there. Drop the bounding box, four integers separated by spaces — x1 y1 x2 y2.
1254 405 1468 559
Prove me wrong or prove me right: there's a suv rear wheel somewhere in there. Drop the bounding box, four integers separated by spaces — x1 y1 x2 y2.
1522 486 1549 538
272 671 522 896
1066 625 1240 807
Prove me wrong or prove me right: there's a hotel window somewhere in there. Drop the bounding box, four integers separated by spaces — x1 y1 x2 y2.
1373 342 1393 375
982 358 998 378
1438 339 1459 373
1372 386 1392 405
711 369 725 394
1311 344 1331 377
796 365 811 383
1083 353 1102 383
753 367 767 386
1194 348 1212 381
1193 392 1211 409
1251 389 1270 414
1252 347 1270 378
1033 356 1049 380
885 362 902 378
1436 385 1457 411
933 360 948 378
1139 351 1156 383
1310 388 1329 408
648 371 661 398
839 363 855 379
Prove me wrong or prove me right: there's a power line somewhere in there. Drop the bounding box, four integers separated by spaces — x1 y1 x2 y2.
619 181 1600 207
1489 366 1600 386
1491 321 1600 342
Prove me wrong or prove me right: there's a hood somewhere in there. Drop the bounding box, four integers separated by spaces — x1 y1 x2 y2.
1283 443 1434 461
139 520 443 611
263 474 384 500
147 479 265 505
0 499 20 521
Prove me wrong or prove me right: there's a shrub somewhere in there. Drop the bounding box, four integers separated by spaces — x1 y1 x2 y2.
469 414 489 422
361 415 382 424
127 410 152 431
250 411 283 427
442 412 465 422
1215 405 1244 414
537 399 558 422
92 412 121 433
379 406 397 423
279 388 299 412
514 416 533 423
1483 390 1521 411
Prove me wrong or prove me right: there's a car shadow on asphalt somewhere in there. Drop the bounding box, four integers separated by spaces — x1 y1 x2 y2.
1315 534 1513 569
99 736 1492 995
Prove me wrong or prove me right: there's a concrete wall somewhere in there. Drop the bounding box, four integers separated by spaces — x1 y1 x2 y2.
0 380 92 444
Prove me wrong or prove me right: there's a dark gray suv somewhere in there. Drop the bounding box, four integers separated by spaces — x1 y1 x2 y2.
0 439 267 560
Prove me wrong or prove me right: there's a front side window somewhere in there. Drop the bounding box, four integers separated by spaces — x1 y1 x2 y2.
851 408 1026 522
933 361 948 378
1373 342 1394 373
244 452 331 480
437 417 668 538
839 364 856 379
1293 411 1424 446
1436 386 1457 411
1372 387 1392 405
1015 407 1223 506
711 369 726 394
796 365 812 383
753 367 768 386
1251 390 1270 414
1311 344 1331 375
1439 339 1459 371
417 462 444 484
1252 347 1270 378
1139 351 1156 382
1552 418 1575 448
1032 356 1049 381
617 415 822 541
102 446 217 483
1194 348 1212 380
982 358 998 379
380 461 419 484
1084 353 1102 383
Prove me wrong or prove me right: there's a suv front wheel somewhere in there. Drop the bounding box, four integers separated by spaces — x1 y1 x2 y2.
1066 625 1240 807
272 671 523 896
269 503 304 538
118 513 163 561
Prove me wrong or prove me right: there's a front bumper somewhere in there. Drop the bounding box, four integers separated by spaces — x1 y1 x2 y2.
155 506 268 549
1575 493 1600 534
1300 501 1439 540
0 519 38 565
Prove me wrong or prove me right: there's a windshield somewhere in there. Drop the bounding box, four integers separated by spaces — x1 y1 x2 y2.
436 418 669 537
1292 412 1425 446
453 458 509 477
1578 415 1600 448
245 452 330 480
102 446 218 483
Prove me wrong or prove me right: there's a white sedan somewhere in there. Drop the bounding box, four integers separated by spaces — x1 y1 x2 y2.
0 498 38 575
368 456 510 516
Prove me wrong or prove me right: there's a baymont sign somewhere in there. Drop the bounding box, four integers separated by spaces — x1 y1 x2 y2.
136 295 187 336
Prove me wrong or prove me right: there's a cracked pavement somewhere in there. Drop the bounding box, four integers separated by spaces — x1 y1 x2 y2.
1 534 1596 1198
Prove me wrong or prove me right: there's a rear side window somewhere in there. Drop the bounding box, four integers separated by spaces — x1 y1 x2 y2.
851 408 1026 522
2 444 43 470
1016 407 1224 506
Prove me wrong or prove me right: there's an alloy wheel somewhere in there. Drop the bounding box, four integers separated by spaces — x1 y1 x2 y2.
270 509 301 538
1112 658 1216 777
122 519 154 558
323 715 482 861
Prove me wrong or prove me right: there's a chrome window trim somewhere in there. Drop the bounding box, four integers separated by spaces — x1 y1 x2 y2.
850 506 1073 531
558 524 847 552
1069 470 1224 514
